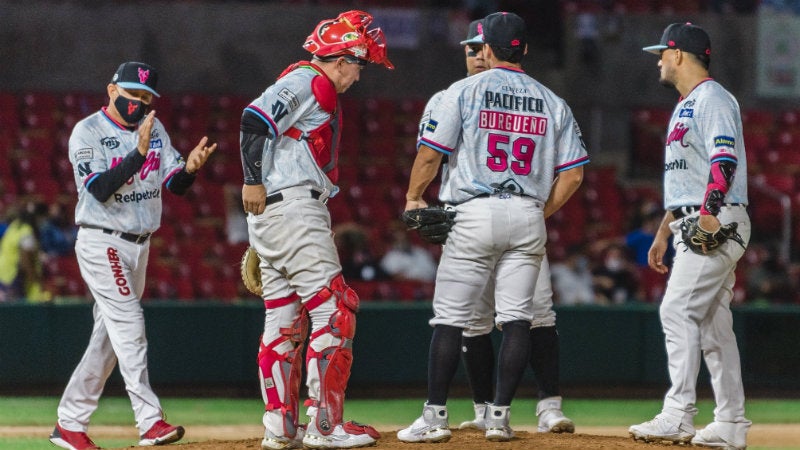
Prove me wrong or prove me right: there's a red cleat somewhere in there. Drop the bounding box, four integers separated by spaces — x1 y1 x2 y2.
49 423 100 450
138 419 185 446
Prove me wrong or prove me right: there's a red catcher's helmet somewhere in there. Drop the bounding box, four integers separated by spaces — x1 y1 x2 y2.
303 10 394 69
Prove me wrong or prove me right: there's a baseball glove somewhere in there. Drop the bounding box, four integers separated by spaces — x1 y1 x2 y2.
240 246 262 296
400 206 456 244
679 216 746 255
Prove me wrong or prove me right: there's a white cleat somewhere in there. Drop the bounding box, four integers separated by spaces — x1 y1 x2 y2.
302 420 379 449
458 403 487 430
261 426 304 449
629 413 695 445
691 421 750 450
484 404 514 442
536 396 575 433
397 403 451 443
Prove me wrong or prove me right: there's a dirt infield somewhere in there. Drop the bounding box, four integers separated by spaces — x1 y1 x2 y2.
6 424 799 449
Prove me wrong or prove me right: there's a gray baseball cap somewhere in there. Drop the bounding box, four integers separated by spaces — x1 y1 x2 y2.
460 19 484 45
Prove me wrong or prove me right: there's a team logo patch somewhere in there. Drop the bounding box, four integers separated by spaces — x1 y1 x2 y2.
714 135 735 148
679 108 694 118
100 137 120 149
75 148 93 161
425 119 438 133
278 88 300 110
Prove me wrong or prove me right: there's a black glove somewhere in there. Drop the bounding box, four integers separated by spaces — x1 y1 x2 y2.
679 216 746 255
400 207 457 245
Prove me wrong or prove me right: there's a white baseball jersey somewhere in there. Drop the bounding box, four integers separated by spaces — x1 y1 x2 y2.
244 64 340 196
656 78 752 440
68 108 186 234
663 79 748 210
419 67 589 204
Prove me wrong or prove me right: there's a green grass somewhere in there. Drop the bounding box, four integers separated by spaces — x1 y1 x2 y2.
3 397 799 449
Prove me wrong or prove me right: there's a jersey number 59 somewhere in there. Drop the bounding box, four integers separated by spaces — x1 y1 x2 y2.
486 133 535 175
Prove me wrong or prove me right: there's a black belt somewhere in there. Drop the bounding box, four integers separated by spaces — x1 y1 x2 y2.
671 203 745 220
265 189 322 206
85 226 151 244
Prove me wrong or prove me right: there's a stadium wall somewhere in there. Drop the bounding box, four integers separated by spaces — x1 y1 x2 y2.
1 303 798 392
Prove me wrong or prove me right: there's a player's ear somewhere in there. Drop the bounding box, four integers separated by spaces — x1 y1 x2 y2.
106 84 117 102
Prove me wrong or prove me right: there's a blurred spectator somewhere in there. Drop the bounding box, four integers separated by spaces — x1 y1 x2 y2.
550 245 597 305
334 222 388 282
592 243 638 304
223 184 249 245
380 221 437 283
575 9 600 67
625 203 674 268
38 200 78 257
746 242 796 304
0 201 51 303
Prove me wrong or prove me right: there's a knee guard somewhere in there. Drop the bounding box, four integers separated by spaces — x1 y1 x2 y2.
258 294 308 438
305 274 359 435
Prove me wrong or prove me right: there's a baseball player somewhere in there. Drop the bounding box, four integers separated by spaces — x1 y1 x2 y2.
51 61 216 450
422 19 574 434
398 12 588 443
629 23 751 450
239 10 393 450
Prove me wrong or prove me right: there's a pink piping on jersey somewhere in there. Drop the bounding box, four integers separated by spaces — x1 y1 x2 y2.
244 104 279 137
163 166 185 189
555 155 590 173
101 106 134 130
493 66 525 73
418 137 453 155
83 172 101 188
678 77 714 101
710 153 737 164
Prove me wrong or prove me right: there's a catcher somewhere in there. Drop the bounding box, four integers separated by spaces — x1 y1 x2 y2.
239 10 392 450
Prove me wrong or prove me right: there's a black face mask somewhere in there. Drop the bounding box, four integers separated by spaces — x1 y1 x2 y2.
114 93 147 124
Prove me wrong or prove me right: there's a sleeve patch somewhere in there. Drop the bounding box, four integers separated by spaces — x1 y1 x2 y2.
75 148 93 161
425 119 438 133
278 88 300 110
714 135 735 148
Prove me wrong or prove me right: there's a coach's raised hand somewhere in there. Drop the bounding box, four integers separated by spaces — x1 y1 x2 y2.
185 136 217 174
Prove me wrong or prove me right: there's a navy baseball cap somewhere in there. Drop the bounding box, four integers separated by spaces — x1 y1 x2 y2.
481 12 526 50
460 19 484 45
111 62 160 97
643 23 711 59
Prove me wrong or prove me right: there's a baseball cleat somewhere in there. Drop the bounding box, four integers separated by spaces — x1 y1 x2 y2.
484 404 514 442
691 421 749 450
397 403 451 443
138 419 185 446
629 414 694 445
261 426 305 449
303 420 379 448
49 423 100 450
536 396 575 433
458 403 487 430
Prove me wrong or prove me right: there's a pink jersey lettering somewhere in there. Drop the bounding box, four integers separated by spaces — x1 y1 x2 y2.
666 122 690 147
479 110 547 136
